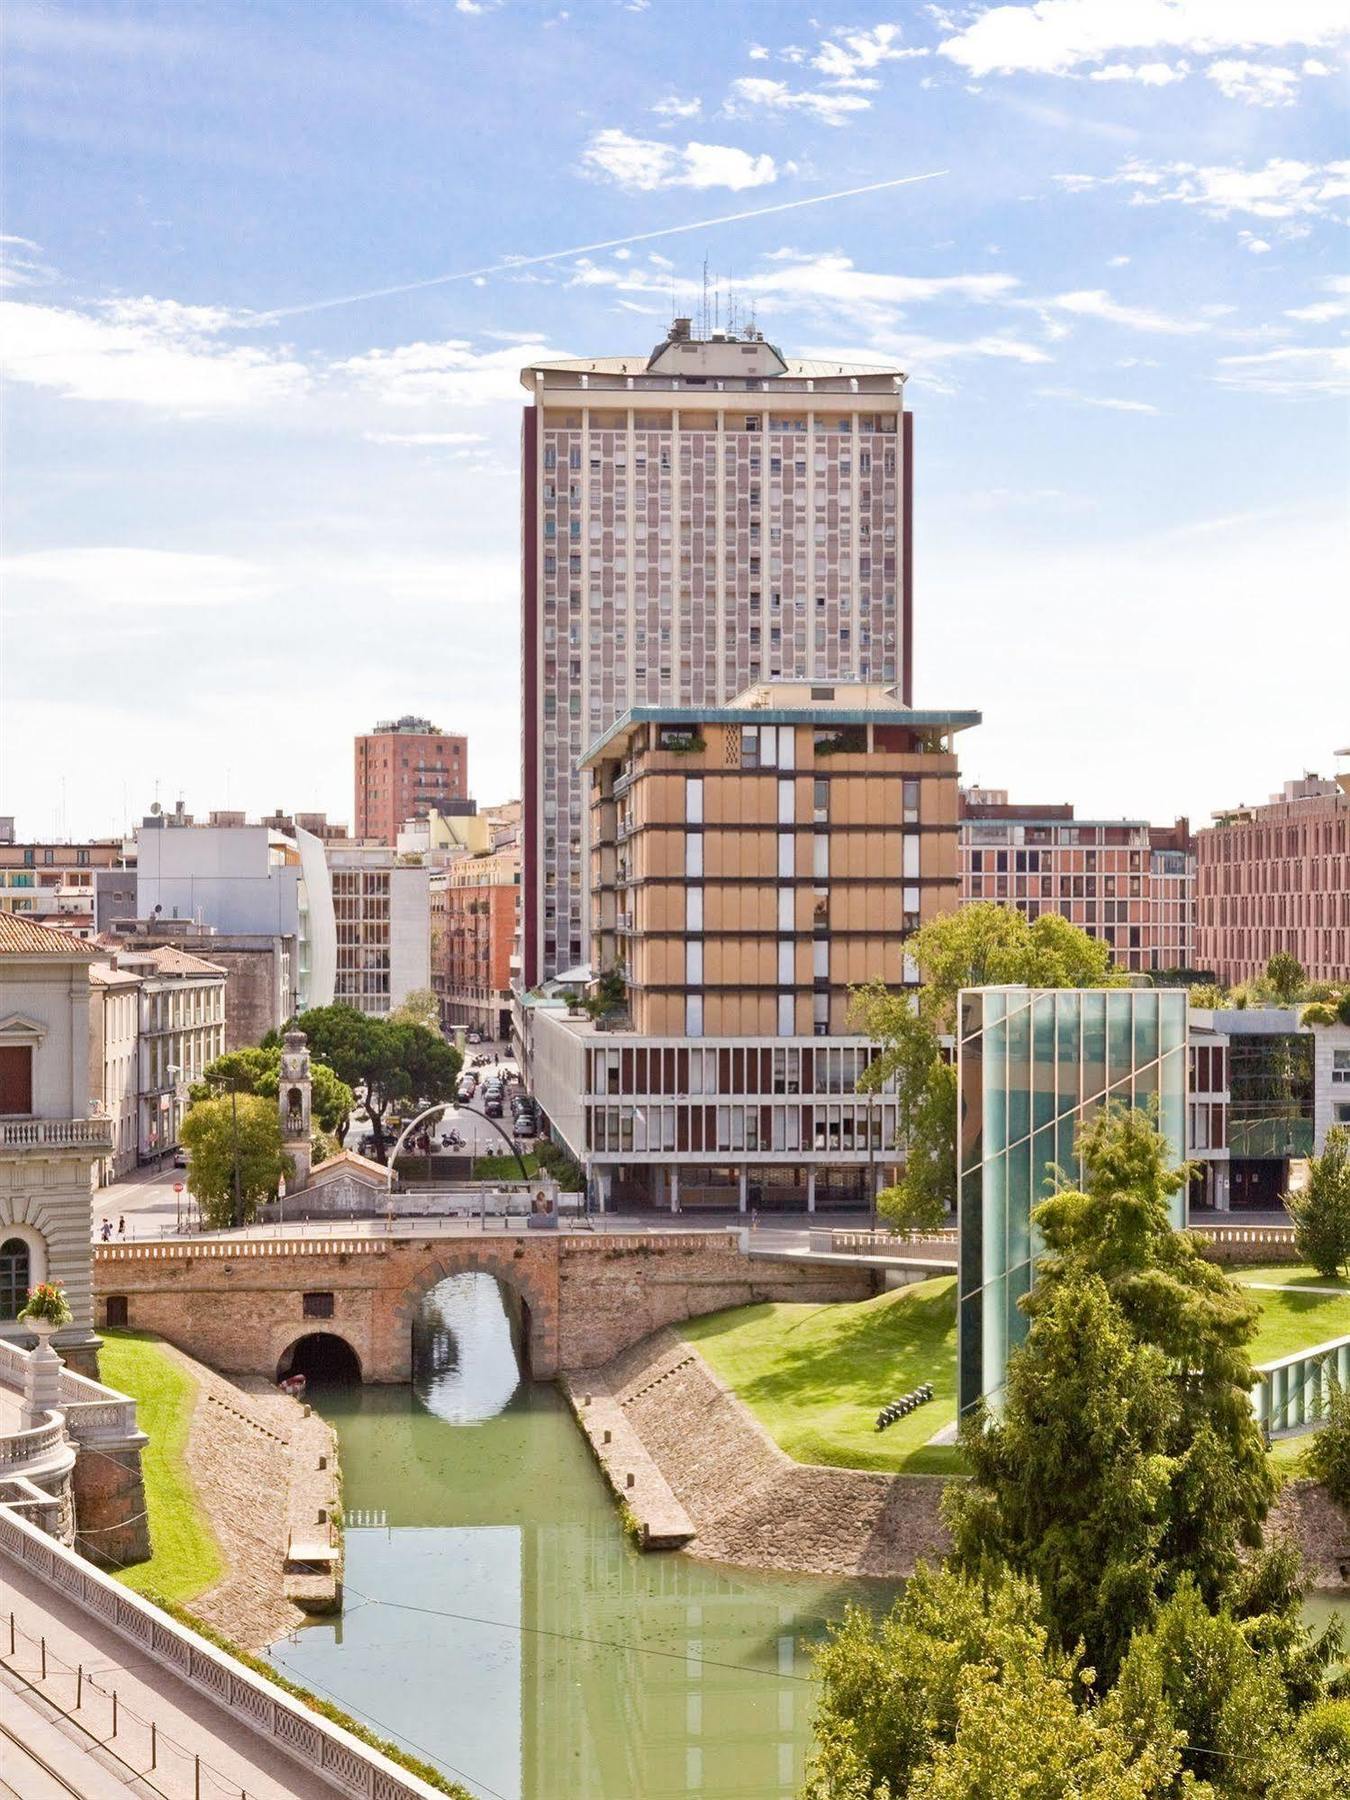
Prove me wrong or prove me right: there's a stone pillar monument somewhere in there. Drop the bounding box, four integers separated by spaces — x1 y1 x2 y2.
279 1028 314 1192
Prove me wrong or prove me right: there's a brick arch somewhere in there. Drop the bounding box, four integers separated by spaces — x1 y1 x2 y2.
394 1245 560 1378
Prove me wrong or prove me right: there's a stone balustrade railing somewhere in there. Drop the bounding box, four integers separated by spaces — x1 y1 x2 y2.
0 1337 140 1444
0 1116 114 1149
96 1228 745 1260
0 1411 67 1472
1252 1335 1350 1439
0 1507 446 1800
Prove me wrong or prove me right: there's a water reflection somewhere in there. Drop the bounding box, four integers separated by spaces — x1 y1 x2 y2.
269 1274 893 1800
414 1272 522 1423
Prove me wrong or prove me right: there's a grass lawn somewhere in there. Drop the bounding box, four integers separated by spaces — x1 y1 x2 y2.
1235 1263 1350 1293
470 1150 539 1180
98 1329 225 1603
682 1276 961 1476
1246 1285 1350 1364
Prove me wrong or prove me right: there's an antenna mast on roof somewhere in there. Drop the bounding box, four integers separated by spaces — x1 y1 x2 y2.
700 256 710 338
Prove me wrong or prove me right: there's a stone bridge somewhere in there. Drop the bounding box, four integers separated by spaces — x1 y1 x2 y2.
93 1230 876 1382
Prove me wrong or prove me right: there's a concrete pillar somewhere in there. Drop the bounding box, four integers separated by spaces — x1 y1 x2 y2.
1214 1164 1231 1213
670 1167 680 1215
806 1169 816 1214
596 1167 612 1215
22 1334 63 1430
738 1167 748 1214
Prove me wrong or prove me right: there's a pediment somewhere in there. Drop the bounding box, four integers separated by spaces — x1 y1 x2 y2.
0 1014 48 1044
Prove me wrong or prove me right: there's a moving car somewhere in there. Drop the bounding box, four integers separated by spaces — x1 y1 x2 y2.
172 1148 188 1169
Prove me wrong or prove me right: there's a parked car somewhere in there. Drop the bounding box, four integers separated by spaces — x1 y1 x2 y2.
467 1030 481 1044
484 1096 504 1119
172 1148 188 1169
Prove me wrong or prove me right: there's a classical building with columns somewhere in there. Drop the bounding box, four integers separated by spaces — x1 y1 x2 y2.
0 915 111 1372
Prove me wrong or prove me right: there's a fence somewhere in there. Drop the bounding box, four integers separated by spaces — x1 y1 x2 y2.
1252 1335 1350 1438
0 1507 445 1800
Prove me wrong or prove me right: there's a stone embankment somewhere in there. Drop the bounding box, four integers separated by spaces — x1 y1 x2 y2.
565 1329 947 1579
158 1344 342 1648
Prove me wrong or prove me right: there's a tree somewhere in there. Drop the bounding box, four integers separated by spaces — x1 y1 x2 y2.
1305 1376 1350 1509
1265 953 1306 1005
294 1005 460 1164
804 1565 1182 1800
948 1102 1279 1681
1287 1127 1350 1281
180 1094 290 1229
850 908 1121 1228
388 988 442 1036
189 1044 354 1137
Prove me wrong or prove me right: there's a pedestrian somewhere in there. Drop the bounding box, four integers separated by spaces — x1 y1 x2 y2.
100 1218 111 1243
117 1215 126 1238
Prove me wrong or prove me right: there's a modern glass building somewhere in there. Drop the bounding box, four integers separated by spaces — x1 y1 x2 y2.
957 985 1187 1416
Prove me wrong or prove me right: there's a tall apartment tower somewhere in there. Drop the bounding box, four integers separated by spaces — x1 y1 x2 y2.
520 321 913 986
354 717 468 845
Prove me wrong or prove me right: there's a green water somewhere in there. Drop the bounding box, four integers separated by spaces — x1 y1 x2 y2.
267 1274 894 1800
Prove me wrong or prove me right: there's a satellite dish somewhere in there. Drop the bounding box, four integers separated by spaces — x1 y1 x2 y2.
150 801 162 815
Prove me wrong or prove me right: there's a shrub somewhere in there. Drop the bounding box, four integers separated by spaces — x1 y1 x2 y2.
1305 1378 1350 1509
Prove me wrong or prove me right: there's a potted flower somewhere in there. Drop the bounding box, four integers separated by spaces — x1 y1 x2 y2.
19 1281 72 1340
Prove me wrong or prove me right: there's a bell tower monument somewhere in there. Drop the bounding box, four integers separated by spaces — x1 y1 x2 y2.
279 1028 313 1191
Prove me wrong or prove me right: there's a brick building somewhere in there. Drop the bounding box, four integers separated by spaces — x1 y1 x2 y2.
430 840 520 1040
520 321 913 986
958 790 1196 975
354 717 468 845
1196 769 1350 985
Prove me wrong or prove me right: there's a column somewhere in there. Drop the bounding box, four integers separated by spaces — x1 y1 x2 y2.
806 1168 816 1214
1214 1164 1231 1213
671 1166 681 1215
738 1166 748 1214
596 1166 612 1215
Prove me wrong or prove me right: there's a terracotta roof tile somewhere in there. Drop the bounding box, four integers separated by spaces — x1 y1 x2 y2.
0 914 99 959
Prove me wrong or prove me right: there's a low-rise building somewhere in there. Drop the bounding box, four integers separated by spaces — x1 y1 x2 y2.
103 918 295 1050
88 963 141 1184
0 839 133 940
109 946 226 1160
0 916 111 1367
1195 766 1349 986
958 790 1196 974
524 681 980 1211
323 842 431 1018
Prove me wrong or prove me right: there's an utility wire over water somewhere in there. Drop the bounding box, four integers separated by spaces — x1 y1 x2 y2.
269 1272 895 1800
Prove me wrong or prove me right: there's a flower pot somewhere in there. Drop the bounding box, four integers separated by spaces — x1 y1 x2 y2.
23 1316 58 1344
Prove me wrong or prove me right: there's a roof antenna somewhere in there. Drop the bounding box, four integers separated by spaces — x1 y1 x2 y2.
700 255 710 338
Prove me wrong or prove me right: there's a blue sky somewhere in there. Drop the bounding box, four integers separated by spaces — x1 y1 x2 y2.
3 0 1347 842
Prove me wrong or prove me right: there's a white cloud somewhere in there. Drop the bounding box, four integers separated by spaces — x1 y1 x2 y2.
1088 60 1188 83
939 0 1350 77
1285 276 1350 323
580 128 776 191
726 76 872 126
571 250 1019 315
812 24 929 82
1238 231 1273 253
1205 59 1301 104
0 296 308 413
1037 386 1161 413
0 234 59 289
1046 287 1209 334
1214 344 1350 397
364 430 489 447
334 338 555 406
651 94 702 120
1056 156 1350 222
1303 57 1333 73
1 547 274 611
747 43 770 61
1107 253 1131 265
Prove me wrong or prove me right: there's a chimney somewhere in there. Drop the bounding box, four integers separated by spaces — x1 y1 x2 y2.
670 316 692 342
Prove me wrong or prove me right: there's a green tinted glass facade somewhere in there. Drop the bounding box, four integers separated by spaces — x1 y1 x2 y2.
957 986 1187 1416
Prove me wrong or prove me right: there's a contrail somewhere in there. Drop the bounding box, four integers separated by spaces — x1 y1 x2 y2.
247 170 948 325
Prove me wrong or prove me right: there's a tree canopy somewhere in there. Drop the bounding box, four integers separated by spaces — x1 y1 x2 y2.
189 1044 354 1136
180 1093 290 1229
388 988 442 1036
292 1004 460 1163
1287 1126 1350 1281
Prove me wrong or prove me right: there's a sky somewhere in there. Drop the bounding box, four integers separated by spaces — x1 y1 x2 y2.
2 0 1347 843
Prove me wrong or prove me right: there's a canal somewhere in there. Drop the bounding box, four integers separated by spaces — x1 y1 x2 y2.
267 1272 894 1800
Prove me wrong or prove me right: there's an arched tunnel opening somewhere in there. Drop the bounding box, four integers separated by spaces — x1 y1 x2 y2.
412 1271 529 1423
277 1332 363 1387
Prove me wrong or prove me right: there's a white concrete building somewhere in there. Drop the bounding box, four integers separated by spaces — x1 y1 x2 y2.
321 842 431 1018
88 963 141 1184
110 946 226 1159
0 916 111 1368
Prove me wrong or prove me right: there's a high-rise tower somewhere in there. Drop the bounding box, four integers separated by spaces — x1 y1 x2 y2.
519 322 912 985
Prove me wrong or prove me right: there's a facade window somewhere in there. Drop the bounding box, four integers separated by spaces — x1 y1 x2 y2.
685 778 704 824
813 940 829 980
778 779 795 825
813 777 829 820
0 1238 31 1320
1333 1050 1350 1084
686 941 703 984
777 942 794 984
812 835 829 880
903 835 921 880
303 1292 335 1320
685 833 703 878
777 833 794 879
0 1045 33 1116
686 887 703 932
686 993 704 1037
777 993 795 1037
903 780 919 823
777 887 794 932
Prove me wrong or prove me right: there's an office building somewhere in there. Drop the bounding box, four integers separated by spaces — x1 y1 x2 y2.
956 985 1188 1415
355 717 469 845
1196 766 1349 985
322 841 431 1018
0 916 111 1366
109 945 226 1159
430 834 520 1042
524 682 978 1211
520 321 913 985
0 839 133 939
958 791 1195 974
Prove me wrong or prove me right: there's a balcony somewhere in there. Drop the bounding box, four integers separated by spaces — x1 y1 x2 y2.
1 1117 115 1152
